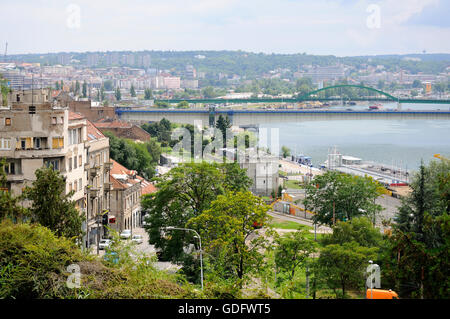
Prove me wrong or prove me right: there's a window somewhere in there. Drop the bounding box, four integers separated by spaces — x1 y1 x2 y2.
68 157 72 171
45 159 59 171
34 137 41 149
20 139 26 150
0 138 10 150
79 178 82 191
4 162 15 175
69 183 72 192
52 117 57 124
78 155 82 167
74 180 78 192
73 156 77 169
52 137 64 149
5 118 11 126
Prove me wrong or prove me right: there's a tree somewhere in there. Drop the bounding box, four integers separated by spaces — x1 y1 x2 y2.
215 115 231 143
74 80 80 96
115 87 121 101
130 84 136 97
144 88 153 100
412 79 422 89
274 228 317 280
177 101 189 108
382 158 450 298
187 191 272 283
103 80 113 91
0 159 28 221
321 217 383 248
22 167 84 240
201 86 218 98
281 146 291 158
55 81 60 90
142 162 225 261
316 242 378 298
219 162 252 193
82 81 87 98
303 171 384 227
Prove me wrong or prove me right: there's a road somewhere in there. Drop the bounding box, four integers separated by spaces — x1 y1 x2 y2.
93 226 181 273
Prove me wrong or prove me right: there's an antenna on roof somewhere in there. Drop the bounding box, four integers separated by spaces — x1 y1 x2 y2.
3 42 7 62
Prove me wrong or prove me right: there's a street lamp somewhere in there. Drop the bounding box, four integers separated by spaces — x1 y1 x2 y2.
165 226 204 291
368 260 373 299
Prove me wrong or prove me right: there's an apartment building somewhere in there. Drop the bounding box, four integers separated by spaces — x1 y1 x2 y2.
0 89 87 211
84 119 112 247
109 159 156 232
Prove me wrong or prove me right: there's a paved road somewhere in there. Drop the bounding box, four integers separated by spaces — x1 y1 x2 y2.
92 226 181 272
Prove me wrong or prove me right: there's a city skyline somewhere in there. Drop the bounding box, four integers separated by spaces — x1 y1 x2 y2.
1 0 450 56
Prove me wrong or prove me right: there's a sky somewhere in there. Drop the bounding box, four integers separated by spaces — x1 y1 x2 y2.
1 0 449 56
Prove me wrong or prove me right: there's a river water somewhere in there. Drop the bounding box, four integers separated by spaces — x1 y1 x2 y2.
260 102 450 172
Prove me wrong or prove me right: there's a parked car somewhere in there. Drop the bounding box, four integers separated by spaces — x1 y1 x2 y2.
120 229 132 239
99 239 111 250
132 234 143 244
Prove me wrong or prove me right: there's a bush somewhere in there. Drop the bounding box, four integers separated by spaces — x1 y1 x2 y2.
0 220 89 298
0 221 202 299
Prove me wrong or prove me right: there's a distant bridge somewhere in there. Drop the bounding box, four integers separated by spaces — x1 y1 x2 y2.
154 84 450 105
116 109 450 126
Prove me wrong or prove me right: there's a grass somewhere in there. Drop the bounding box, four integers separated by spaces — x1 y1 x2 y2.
284 179 304 190
270 220 312 230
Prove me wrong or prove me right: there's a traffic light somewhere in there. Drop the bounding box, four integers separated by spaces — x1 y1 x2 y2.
101 209 109 225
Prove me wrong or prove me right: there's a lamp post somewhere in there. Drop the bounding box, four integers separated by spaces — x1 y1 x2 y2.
165 226 203 291
368 260 373 299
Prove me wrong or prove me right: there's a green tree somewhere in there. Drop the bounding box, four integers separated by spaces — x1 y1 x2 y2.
103 80 113 91
130 84 136 97
22 167 84 240
219 162 252 192
55 81 60 90
321 217 383 248
177 101 189 108
0 159 28 221
115 87 121 101
201 86 218 98
215 115 231 143
82 81 87 98
316 242 378 298
142 162 225 262
382 158 450 298
187 191 272 283
281 146 291 158
144 88 153 100
303 171 384 227
74 80 80 96
274 228 317 280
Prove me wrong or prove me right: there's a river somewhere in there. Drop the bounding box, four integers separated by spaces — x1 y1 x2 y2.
260 102 450 172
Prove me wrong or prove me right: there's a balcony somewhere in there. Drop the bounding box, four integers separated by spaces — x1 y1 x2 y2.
104 161 113 171
87 188 99 198
89 167 100 177
103 182 112 191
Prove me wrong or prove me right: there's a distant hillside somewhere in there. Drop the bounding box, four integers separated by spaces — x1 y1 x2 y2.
5 50 450 76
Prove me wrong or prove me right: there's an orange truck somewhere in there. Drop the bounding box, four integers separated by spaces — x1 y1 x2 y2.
366 289 399 299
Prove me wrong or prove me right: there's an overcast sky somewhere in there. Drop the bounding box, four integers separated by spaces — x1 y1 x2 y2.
1 0 449 56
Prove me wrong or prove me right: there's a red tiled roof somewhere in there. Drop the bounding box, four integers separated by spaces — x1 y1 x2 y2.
93 121 132 129
86 120 106 141
68 111 85 120
109 159 156 194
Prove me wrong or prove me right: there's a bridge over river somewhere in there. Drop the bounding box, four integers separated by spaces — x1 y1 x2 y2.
116 109 450 126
